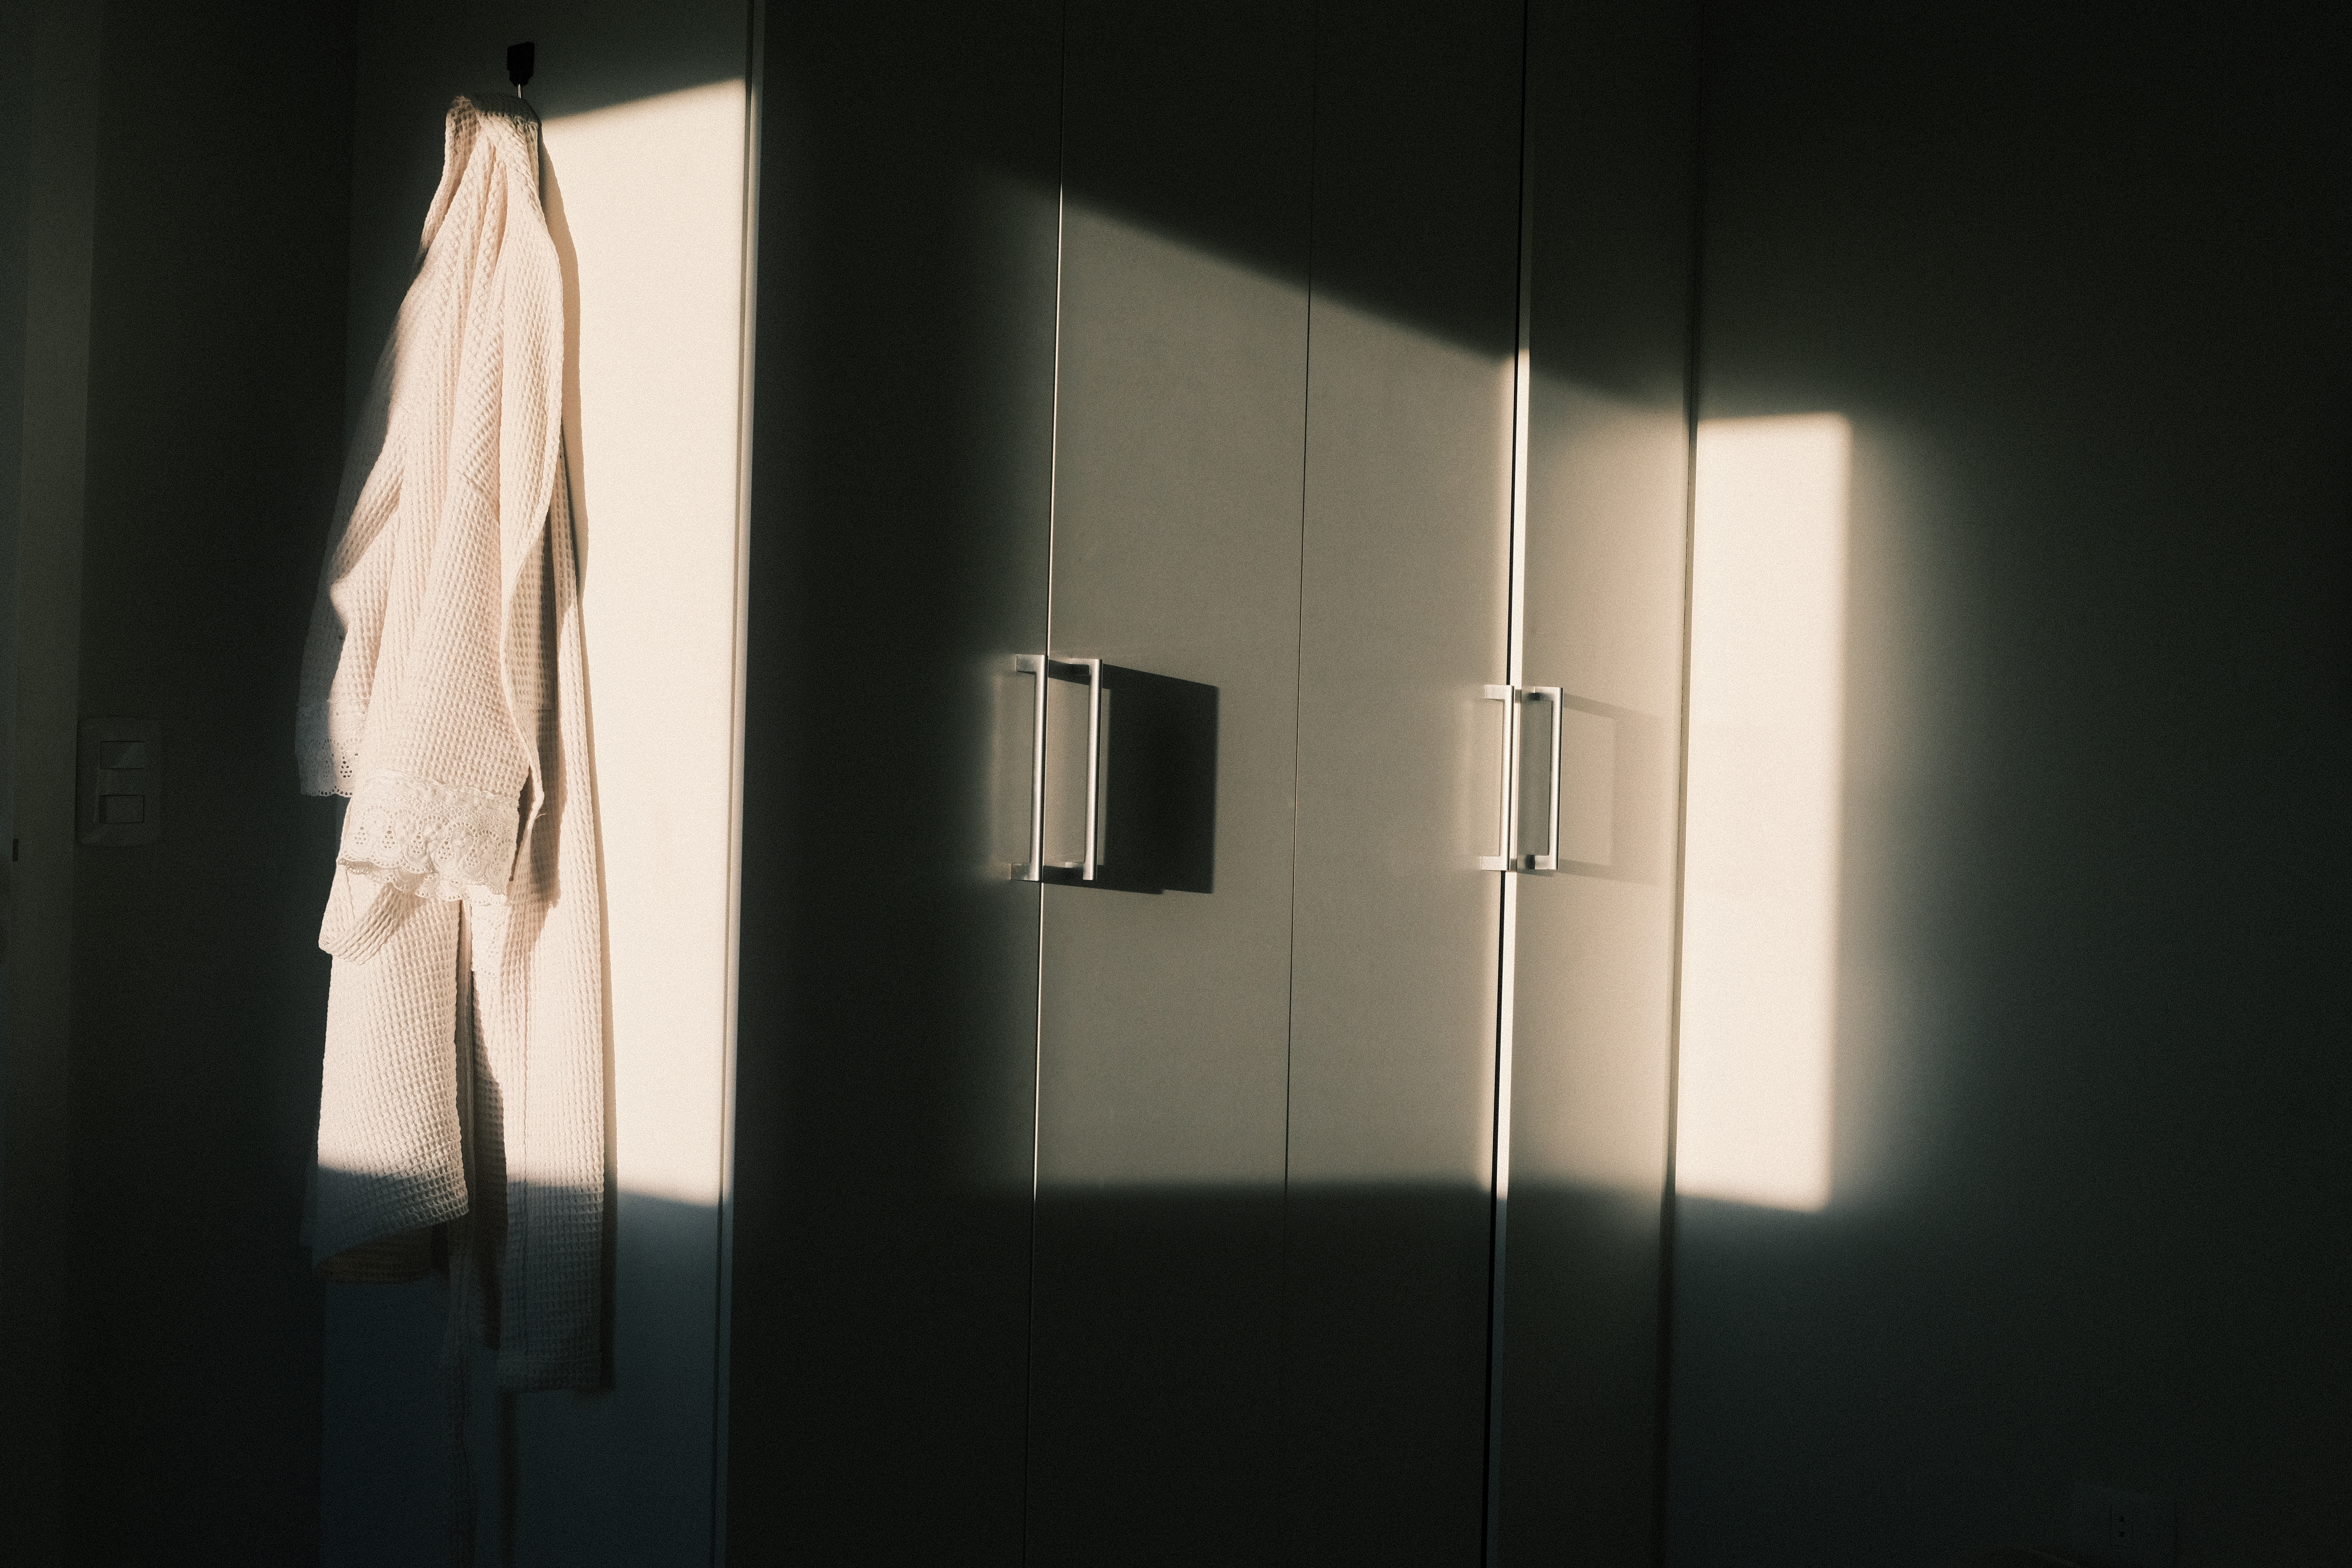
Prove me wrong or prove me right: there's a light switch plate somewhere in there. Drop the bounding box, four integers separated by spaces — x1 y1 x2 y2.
78 717 162 846
2068 1481 2175 1568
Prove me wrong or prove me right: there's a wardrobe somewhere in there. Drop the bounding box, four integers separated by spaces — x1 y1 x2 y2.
280 0 1699 1559
728 0 1700 1563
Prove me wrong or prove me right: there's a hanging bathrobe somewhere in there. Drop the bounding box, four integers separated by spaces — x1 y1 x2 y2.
297 95 604 1393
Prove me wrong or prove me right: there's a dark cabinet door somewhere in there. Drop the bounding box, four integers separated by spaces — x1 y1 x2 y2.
728 3 1063 1561
1024 3 1315 1563
1494 2 1702 1562
1284 3 1528 1564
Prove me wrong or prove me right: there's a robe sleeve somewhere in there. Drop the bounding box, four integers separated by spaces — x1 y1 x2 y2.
328 119 563 916
296 337 401 798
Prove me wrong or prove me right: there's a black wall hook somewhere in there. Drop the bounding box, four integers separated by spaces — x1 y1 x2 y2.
506 40 535 96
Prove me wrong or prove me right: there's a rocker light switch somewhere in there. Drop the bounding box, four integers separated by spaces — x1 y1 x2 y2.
78 718 162 846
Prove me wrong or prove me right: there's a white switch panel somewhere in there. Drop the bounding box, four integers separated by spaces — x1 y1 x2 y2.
77 718 162 847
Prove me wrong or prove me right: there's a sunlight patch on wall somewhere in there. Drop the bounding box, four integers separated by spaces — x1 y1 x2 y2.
1676 414 1850 1212
545 80 748 1208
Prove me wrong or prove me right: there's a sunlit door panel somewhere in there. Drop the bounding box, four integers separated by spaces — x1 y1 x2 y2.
1024 5 1315 1562
1491 5 1703 1559
1283 3 1526 1559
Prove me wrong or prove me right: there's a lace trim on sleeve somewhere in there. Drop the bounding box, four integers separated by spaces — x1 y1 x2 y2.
339 770 518 904
296 699 370 798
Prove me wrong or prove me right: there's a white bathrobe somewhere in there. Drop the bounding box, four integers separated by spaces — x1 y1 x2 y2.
298 96 604 1392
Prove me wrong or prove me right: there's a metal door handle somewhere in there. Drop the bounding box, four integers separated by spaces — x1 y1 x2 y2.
1521 686 1562 873
1012 654 1102 884
1073 657 1102 883
1480 684 1513 871
1479 684 1562 873
1015 654 1047 882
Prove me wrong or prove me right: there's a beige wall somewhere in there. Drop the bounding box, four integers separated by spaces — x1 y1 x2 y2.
5 2 358 1560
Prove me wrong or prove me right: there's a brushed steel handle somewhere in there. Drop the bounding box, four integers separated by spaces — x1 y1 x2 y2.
1479 684 1562 873
1015 654 1047 882
1073 657 1102 884
1480 683 1513 871
1520 686 1562 873
1012 654 1102 884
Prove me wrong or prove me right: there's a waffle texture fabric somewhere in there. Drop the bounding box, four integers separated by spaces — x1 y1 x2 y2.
297 95 605 1392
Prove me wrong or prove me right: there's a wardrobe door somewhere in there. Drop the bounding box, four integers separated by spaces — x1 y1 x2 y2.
1494 1 1701 1560
1283 1 1527 1562
1023 4 1315 1562
728 2 1062 1560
